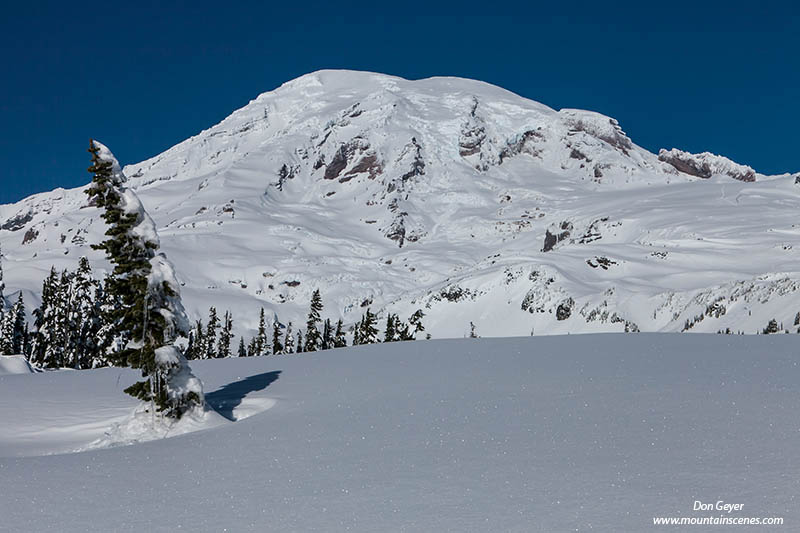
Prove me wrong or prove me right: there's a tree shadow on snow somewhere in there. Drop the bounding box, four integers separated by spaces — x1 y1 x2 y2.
205 371 281 421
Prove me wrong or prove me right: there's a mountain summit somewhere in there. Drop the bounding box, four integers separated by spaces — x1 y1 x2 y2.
2 70 799 338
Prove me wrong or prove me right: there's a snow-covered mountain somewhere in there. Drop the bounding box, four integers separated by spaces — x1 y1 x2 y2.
2 69 799 338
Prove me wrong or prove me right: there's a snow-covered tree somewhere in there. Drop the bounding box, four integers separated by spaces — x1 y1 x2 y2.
383 313 399 342
272 321 283 355
30 268 57 366
237 337 247 358
304 289 323 351
0 306 13 355
359 308 379 344
408 309 425 339
283 322 294 354
186 320 204 360
321 318 333 350
205 307 219 359
0 244 5 309
85 140 202 418
10 294 27 355
255 308 268 356
296 330 304 353
333 319 347 348
64 257 102 369
217 310 233 358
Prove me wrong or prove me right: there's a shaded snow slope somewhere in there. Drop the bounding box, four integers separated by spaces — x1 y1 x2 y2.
2 70 800 339
0 354 35 375
1 334 799 531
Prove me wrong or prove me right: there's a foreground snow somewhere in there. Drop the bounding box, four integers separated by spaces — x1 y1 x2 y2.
1 334 798 531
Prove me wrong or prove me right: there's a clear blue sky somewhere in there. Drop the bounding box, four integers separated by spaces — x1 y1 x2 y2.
1 1 797 204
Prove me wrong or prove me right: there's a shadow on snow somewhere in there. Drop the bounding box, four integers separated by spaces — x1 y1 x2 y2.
205 371 282 421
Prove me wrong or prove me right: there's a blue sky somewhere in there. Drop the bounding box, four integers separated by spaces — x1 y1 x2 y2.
1 1 797 204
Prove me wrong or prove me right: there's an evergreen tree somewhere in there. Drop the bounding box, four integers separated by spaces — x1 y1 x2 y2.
359 308 379 344
0 243 5 309
255 308 268 356
283 322 294 354
85 140 202 418
217 310 233 358
408 309 426 339
352 316 362 346
383 313 398 342
30 267 58 366
205 307 219 359
304 289 323 351
67 257 102 369
92 277 118 367
296 330 305 353
10 294 27 355
237 337 247 358
333 319 347 348
247 337 257 357
272 321 284 355
469 321 478 338
763 319 780 334
321 318 333 350
184 330 197 361
0 307 13 355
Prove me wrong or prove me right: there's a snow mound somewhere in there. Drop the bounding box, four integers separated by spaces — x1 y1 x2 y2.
83 402 227 451
0 355 34 375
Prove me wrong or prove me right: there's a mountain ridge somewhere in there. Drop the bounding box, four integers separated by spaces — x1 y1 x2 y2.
2 70 799 339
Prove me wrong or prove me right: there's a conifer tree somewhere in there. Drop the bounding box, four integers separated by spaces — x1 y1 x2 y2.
255 308 268 356
85 140 202 418
184 330 197 360
237 337 247 358
246 337 257 356
272 321 283 355
0 308 13 355
304 289 323 351
66 257 102 369
296 330 304 353
205 307 219 359
30 268 58 366
408 309 426 339
283 322 294 353
383 313 398 342
321 318 333 350
333 319 347 348
352 317 362 346
196 320 206 359
359 308 379 344
217 310 233 358
10 294 27 355
0 244 5 310
92 277 118 366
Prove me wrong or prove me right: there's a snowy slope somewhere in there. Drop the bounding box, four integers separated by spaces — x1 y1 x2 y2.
2 70 799 339
0 355 34 375
1 335 798 531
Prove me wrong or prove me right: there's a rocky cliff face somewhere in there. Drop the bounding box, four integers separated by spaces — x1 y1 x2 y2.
2 70 799 338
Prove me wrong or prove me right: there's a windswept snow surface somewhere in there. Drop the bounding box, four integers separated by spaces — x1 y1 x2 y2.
1 334 799 531
2 70 800 340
